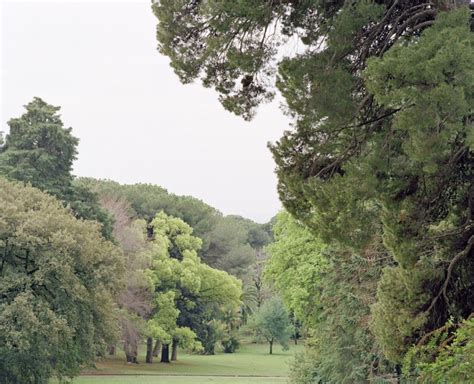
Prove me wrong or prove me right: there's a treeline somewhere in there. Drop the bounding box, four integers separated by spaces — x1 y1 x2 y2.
155 1 474 383
75 177 273 279
0 98 277 383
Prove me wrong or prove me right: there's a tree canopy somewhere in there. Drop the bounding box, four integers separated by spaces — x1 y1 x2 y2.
0 98 114 239
248 296 292 355
155 1 474 382
77 178 271 278
0 177 124 383
145 211 242 358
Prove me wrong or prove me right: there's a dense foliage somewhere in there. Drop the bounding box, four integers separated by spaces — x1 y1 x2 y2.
155 1 474 382
1 0 472 381
266 212 394 382
76 178 271 279
248 296 292 355
0 178 123 383
0 98 114 239
146 211 242 358
0 96 271 380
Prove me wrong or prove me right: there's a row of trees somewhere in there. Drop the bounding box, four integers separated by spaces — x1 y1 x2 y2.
76 178 273 279
0 97 284 382
155 1 473 382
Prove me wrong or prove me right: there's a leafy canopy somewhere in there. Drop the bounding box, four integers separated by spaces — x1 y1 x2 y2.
0 177 124 383
248 296 292 354
155 2 474 379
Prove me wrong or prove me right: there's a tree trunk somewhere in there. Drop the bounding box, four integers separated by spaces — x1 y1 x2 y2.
161 344 170 363
146 337 153 363
269 339 273 355
395 364 402 383
124 339 139 363
108 345 116 355
171 339 178 361
153 339 161 357
124 341 132 363
130 340 139 364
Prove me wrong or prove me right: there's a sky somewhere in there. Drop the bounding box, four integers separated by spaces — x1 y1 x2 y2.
0 0 291 223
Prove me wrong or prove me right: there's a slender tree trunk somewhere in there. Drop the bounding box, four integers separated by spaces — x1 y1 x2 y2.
108 345 116 355
153 339 161 357
171 339 178 361
130 340 139 364
161 344 170 363
269 339 273 355
395 364 402 383
146 337 153 363
124 339 139 363
124 341 132 363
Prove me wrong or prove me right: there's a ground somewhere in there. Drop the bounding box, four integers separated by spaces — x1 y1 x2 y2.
54 343 302 383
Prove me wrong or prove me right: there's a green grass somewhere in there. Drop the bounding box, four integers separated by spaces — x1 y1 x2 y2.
54 343 301 383
70 377 286 384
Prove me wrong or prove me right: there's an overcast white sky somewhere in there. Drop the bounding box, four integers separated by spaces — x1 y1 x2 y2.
1 0 290 223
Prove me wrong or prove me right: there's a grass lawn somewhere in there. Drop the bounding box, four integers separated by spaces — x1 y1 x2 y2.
69 377 286 384
54 343 301 383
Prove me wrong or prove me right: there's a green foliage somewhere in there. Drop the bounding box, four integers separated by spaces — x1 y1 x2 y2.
0 98 114 239
205 216 256 277
371 265 443 363
0 177 124 383
403 318 474 383
75 178 220 250
218 305 241 353
365 9 474 363
77 178 270 278
265 211 328 325
157 1 474 381
248 296 291 354
145 211 242 355
266 212 395 382
0 97 78 195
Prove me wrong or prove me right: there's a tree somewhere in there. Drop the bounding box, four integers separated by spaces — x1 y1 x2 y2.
403 317 474 382
0 98 114 239
265 212 328 325
77 178 269 279
155 2 474 380
100 194 153 364
145 212 242 360
249 296 291 355
0 177 124 383
217 305 241 353
266 211 394 382
0 97 77 196
205 216 256 277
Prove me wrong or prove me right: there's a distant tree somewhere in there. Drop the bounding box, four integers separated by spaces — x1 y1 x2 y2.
0 97 77 195
75 179 273 279
0 177 124 383
240 284 258 325
205 216 256 277
249 297 291 354
0 98 114 239
219 305 241 353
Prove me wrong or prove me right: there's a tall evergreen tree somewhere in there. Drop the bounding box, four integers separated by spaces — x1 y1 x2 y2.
0 97 77 196
0 98 114 239
154 1 473 380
